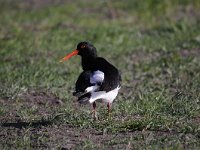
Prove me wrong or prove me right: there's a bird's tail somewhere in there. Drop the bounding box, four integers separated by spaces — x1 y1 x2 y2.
77 93 91 104
74 85 99 104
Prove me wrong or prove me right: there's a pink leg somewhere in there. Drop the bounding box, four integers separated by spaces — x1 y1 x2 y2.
93 102 96 112
107 103 110 115
92 102 97 119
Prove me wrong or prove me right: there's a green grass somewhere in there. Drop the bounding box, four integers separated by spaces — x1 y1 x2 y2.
0 0 200 149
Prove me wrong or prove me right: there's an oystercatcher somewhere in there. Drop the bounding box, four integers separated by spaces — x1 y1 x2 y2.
60 41 121 119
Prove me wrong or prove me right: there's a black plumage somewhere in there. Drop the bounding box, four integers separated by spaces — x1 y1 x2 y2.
60 41 121 119
73 42 121 99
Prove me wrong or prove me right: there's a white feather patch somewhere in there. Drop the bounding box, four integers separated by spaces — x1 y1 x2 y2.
85 85 99 93
90 70 104 84
89 86 120 104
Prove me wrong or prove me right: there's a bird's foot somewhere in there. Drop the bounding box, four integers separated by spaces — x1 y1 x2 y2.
91 110 98 121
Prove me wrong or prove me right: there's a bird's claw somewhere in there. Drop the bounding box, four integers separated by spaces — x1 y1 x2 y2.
91 110 98 120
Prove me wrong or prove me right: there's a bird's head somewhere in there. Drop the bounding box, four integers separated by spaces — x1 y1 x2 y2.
60 41 97 62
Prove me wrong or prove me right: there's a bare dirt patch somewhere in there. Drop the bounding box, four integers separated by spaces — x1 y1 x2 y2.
179 49 200 57
1 90 193 149
1 120 197 149
0 90 63 123
21 90 63 106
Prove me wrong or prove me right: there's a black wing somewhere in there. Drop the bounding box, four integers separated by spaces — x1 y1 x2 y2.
73 71 93 96
94 57 121 92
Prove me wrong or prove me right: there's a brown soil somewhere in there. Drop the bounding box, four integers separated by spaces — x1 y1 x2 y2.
0 117 180 149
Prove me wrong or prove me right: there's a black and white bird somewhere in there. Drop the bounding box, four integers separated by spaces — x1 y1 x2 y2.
60 41 121 119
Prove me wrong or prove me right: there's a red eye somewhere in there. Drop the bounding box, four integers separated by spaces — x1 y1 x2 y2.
81 45 86 49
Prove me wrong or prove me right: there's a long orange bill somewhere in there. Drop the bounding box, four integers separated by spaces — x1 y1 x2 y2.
60 49 79 62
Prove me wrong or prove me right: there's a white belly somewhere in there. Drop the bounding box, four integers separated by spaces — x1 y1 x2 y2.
89 86 120 104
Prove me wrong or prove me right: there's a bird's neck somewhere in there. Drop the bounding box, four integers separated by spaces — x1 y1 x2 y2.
81 56 96 71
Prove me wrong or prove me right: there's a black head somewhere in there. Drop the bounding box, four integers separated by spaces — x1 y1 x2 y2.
76 41 97 58
60 41 97 62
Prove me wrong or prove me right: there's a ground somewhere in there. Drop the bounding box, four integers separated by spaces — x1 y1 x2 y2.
0 0 200 149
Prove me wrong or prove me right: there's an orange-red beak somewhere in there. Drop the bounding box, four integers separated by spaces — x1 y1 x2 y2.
60 49 79 62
